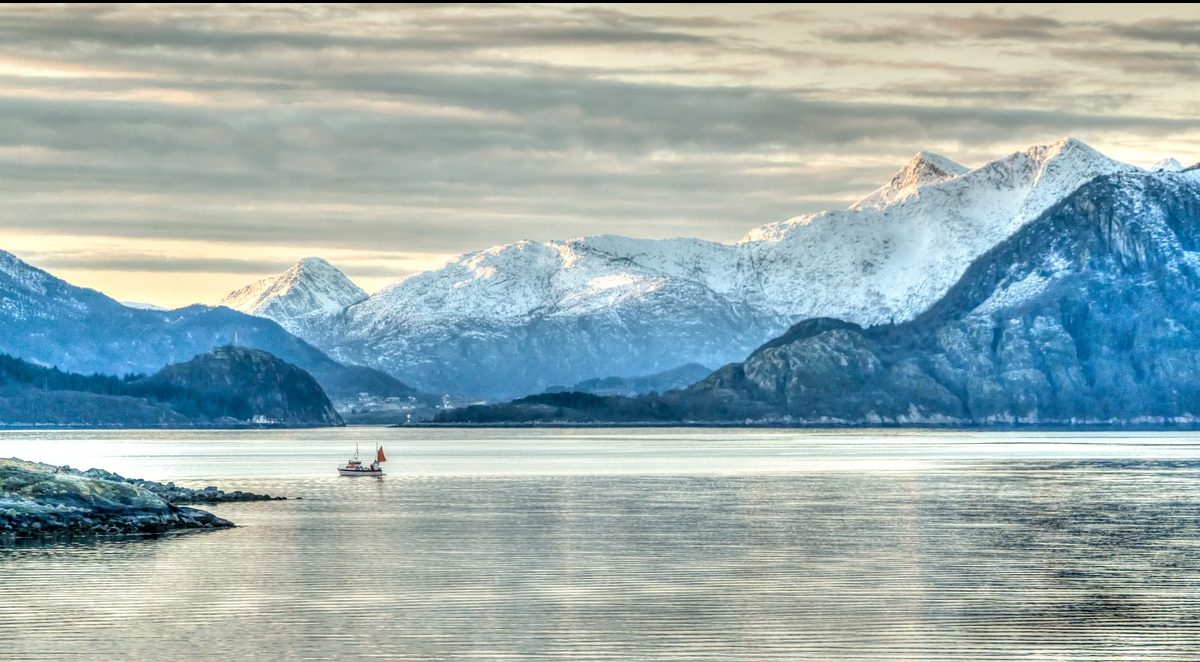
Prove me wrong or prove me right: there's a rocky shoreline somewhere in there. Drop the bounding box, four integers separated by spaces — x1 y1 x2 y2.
76 467 288 504
1 458 283 541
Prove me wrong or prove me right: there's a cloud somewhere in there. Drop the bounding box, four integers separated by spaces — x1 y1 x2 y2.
1050 47 1200 78
1104 19 1200 46
0 66 1194 259
27 252 425 279
30 255 301 275
823 11 1064 44
931 12 1063 40
0 4 733 56
0 3 1198 305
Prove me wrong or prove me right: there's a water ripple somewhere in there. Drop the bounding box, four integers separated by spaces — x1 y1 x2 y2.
1 431 1200 659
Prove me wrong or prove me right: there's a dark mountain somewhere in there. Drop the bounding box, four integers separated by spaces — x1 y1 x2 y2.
0 346 341 427
137 346 341 425
438 390 688 425
439 169 1200 426
546 363 713 397
0 250 418 401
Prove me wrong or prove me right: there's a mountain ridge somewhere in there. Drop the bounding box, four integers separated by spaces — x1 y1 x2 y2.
434 166 1200 425
0 250 418 403
243 138 1137 398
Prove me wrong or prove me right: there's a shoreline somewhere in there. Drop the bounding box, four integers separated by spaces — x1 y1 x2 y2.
1 459 287 542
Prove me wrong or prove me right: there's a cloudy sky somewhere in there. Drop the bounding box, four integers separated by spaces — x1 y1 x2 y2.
2 4 1199 306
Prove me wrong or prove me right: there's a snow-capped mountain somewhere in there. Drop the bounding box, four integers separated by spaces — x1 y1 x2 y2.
258 138 1145 398
441 166 1200 425
0 249 416 400
689 166 1200 425
219 257 366 340
735 138 1134 325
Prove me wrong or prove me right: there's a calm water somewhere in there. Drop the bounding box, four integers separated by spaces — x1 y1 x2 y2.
2 427 1200 660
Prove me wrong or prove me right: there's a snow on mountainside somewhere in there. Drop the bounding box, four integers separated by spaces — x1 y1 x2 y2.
1152 157 1184 172
0 249 112 322
122 301 167 311
256 138 1144 398
700 168 1200 426
220 257 366 339
850 150 968 210
350 236 740 334
737 137 1135 325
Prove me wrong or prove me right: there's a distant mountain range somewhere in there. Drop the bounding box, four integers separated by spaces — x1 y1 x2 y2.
218 138 1161 400
6 137 1196 428
439 164 1200 425
0 346 341 427
0 250 418 403
545 363 713 397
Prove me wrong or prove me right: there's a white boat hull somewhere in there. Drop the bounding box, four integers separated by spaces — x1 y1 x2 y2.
337 468 383 477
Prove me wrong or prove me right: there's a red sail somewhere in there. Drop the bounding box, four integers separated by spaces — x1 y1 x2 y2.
376 446 387 463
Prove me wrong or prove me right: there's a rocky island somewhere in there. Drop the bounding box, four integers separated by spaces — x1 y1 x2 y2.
0 458 283 540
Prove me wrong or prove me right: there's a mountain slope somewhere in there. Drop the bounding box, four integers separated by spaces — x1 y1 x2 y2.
334 240 785 398
220 257 366 341
691 168 1200 424
0 250 415 400
311 138 1134 398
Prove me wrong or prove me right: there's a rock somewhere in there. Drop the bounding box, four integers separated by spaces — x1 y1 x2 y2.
0 458 255 540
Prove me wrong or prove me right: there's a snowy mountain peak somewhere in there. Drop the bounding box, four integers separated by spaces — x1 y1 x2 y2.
850 149 968 210
1024 136 1099 165
1014 138 1127 186
1152 157 1184 172
219 258 367 336
297 256 335 270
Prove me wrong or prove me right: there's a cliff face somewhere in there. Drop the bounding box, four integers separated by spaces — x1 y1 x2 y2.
697 171 1200 425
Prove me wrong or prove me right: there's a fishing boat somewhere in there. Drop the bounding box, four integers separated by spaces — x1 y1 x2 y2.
337 444 387 477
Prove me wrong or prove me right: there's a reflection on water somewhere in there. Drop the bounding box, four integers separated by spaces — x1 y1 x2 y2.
1 430 1200 659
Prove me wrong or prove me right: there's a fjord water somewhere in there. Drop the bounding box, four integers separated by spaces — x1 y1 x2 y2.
2 429 1200 660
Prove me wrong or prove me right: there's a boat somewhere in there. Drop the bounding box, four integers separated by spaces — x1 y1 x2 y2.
337 444 387 477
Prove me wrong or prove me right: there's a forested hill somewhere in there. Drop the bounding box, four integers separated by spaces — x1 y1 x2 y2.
0 346 342 427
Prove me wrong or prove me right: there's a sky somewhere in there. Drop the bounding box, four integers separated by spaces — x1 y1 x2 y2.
2 3 1199 306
